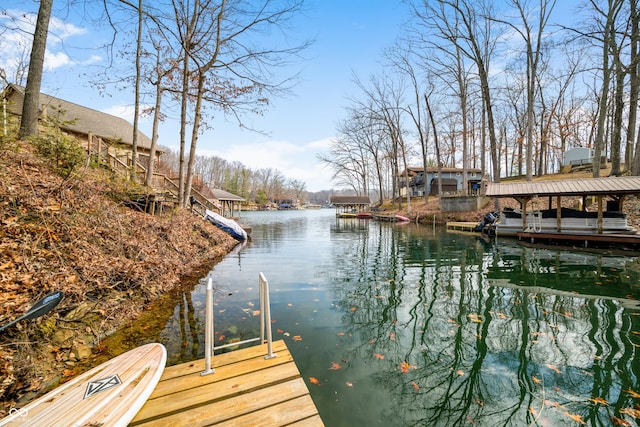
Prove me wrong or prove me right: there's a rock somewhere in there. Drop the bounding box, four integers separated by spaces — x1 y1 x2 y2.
70 343 92 361
51 329 74 347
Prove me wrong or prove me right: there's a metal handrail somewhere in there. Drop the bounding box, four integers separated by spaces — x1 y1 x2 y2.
201 273 276 376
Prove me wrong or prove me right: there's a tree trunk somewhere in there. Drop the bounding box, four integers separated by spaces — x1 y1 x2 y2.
19 0 53 139
130 0 143 182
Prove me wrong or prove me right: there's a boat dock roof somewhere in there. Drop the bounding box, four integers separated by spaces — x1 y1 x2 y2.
486 176 640 199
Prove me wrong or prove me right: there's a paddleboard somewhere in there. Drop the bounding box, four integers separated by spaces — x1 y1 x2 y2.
0 343 166 427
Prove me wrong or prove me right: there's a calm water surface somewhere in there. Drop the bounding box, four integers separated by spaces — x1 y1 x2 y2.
112 209 640 426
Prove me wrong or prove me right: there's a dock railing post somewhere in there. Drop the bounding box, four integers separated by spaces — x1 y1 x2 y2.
259 272 276 360
201 278 215 376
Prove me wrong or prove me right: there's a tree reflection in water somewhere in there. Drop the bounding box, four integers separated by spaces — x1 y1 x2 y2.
108 211 640 426
318 220 640 426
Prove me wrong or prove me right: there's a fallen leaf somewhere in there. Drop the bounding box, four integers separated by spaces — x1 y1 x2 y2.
346 381 353 387
589 396 608 405
532 375 541 384
218 335 225 341
400 361 417 373
612 416 632 426
337 332 345 336
389 332 396 341
620 407 640 418
411 381 419 390
309 377 320 385
546 364 561 374
456 370 465 376
623 389 640 398
373 353 385 360
329 362 342 370
62 369 76 378
276 329 284 333
468 314 482 323
529 407 538 417
563 411 586 425
292 335 302 341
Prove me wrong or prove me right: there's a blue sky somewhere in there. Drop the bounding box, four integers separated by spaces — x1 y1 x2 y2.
1 1 407 192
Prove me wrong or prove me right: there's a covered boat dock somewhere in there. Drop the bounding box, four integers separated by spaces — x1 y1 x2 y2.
330 196 371 217
486 176 640 249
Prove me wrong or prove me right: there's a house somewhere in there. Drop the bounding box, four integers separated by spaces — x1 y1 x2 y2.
1 83 162 168
563 147 593 167
399 167 483 197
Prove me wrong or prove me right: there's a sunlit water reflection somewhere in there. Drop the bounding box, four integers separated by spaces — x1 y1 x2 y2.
109 209 640 426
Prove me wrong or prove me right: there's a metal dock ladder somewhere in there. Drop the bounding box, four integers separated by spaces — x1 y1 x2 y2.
201 272 276 376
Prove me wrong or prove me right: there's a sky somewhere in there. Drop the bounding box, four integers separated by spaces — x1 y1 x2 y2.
1 1 409 192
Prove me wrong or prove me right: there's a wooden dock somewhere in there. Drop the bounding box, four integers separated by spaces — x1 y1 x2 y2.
130 340 323 426
446 221 478 232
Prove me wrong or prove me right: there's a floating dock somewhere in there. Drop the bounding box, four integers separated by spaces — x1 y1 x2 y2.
445 221 478 232
130 340 323 426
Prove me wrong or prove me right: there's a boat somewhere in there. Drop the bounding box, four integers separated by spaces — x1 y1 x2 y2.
492 207 636 236
204 209 248 240
356 212 373 219
337 212 357 218
395 215 410 223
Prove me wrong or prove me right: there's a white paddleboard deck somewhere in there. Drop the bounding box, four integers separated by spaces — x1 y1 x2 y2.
1 343 166 427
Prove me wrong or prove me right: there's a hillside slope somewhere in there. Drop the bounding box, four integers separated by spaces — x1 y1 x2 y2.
0 141 238 413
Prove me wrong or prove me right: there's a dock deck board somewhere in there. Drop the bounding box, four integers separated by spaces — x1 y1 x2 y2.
130 340 323 427
446 221 478 232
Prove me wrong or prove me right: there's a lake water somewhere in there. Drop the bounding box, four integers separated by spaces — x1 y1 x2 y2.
111 209 640 426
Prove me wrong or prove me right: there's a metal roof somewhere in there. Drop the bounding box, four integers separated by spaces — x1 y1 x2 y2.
330 196 371 205
486 176 640 198
4 84 155 150
210 188 245 201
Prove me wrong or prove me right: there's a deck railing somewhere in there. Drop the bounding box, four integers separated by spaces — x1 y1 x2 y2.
201 272 276 376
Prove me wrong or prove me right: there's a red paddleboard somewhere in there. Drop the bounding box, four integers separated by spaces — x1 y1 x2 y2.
0 343 166 427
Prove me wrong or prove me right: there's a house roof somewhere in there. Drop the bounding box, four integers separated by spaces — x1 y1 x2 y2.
2 84 156 151
210 188 245 202
330 196 371 205
486 176 640 198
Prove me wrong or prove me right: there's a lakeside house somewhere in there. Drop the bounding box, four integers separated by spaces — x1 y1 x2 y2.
1 83 246 217
1 83 162 169
399 167 484 197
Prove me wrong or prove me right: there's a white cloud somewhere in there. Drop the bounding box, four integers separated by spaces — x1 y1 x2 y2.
0 9 91 78
44 51 72 70
198 136 335 191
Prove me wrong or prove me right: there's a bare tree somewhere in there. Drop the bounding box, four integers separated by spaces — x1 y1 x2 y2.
496 0 556 180
410 0 501 185
18 0 53 138
167 0 310 207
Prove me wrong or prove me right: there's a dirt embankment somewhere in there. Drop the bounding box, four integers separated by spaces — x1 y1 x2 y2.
0 141 238 414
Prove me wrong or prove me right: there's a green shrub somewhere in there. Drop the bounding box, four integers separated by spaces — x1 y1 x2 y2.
31 106 86 178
